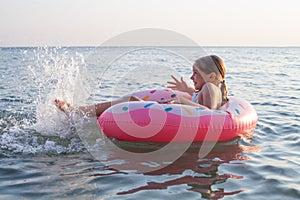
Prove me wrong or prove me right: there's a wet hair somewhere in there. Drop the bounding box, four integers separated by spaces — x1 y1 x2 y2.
194 55 228 104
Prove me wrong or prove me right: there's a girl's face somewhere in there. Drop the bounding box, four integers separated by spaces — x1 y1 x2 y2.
190 65 210 91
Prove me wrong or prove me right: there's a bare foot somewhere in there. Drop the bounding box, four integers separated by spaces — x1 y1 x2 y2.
54 99 72 113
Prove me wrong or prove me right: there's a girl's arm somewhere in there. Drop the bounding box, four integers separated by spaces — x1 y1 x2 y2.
160 97 208 109
175 97 208 109
163 83 221 110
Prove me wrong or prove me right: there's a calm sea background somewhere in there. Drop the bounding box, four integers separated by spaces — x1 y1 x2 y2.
0 46 299 199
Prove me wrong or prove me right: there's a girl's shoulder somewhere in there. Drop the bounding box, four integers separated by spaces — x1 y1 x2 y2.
200 82 222 99
201 82 220 91
199 82 222 109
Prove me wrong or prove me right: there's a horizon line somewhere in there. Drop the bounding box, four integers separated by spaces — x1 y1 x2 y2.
1 45 300 48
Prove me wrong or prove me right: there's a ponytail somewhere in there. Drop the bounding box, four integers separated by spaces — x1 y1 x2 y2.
210 55 228 104
220 80 228 104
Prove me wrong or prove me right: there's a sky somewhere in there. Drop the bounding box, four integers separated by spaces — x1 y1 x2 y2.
0 0 299 47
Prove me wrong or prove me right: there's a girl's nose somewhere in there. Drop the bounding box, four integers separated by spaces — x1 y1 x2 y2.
190 74 194 80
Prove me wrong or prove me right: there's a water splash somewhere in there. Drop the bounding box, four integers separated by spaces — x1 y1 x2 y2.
29 47 91 137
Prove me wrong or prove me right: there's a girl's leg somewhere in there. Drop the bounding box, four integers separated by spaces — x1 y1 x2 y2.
93 95 142 116
55 96 142 117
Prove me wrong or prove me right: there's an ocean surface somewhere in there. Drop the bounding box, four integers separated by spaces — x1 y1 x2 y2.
0 46 299 199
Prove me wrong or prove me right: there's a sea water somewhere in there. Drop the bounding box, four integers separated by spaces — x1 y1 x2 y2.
0 46 299 199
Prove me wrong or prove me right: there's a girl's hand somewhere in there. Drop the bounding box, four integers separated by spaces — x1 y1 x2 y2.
167 75 195 95
158 98 176 104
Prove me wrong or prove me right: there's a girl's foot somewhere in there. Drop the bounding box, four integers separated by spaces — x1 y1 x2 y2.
54 99 72 113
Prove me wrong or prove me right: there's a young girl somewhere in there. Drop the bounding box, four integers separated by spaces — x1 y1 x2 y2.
55 55 228 116
165 55 228 110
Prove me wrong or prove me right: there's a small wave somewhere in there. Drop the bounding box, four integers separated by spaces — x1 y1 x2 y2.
0 125 86 157
0 97 26 103
0 107 94 157
258 102 281 107
275 73 289 77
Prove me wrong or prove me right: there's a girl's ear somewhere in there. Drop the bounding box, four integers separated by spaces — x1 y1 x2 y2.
209 72 217 81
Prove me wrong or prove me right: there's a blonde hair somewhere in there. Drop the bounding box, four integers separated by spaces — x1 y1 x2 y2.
194 55 228 104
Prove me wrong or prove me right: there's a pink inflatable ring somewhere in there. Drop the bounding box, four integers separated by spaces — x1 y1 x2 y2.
98 89 258 142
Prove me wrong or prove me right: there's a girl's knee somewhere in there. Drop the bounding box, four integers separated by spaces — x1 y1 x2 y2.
129 95 142 101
